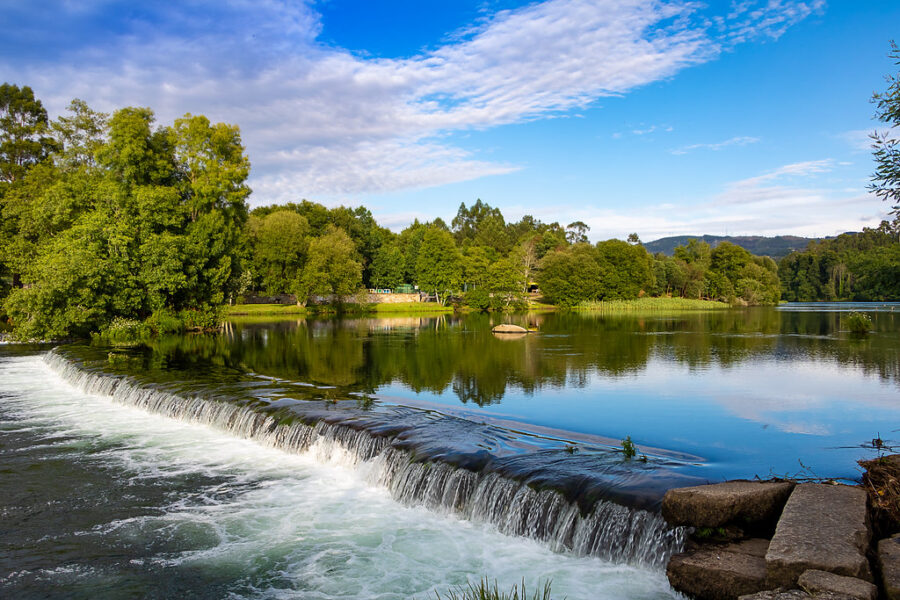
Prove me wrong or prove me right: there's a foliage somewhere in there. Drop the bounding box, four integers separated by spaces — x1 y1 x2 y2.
416 227 462 304
249 210 309 294
0 92 249 340
431 578 553 600
779 222 900 301
537 244 601 307
577 297 729 312
0 83 53 183
621 436 637 459
224 303 307 316
845 312 873 334
594 239 654 299
870 41 900 217
294 225 363 305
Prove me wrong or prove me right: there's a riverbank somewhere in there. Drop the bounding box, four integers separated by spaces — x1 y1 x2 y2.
575 298 731 313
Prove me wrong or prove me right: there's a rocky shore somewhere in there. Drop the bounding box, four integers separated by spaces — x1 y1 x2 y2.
662 463 900 600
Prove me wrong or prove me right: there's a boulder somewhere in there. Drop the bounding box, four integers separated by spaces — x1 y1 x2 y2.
739 590 855 600
491 324 529 334
765 484 872 587
797 570 876 600
667 538 769 600
662 481 795 528
878 534 900 599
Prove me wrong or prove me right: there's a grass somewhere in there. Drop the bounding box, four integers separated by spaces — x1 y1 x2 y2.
575 297 730 313
223 303 307 316
431 579 554 600
368 302 453 313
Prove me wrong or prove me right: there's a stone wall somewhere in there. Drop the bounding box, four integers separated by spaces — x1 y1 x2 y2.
366 293 422 304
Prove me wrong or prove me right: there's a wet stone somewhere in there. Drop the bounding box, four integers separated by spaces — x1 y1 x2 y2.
667 538 769 600
662 480 795 529
798 570 876 600
765 484 872 587
878 534 900 599
739 590 855 600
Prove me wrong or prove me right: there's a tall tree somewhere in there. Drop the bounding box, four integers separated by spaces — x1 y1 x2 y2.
294 225 362 305
870 41 900 219
0 83 52 184
415 227 462 304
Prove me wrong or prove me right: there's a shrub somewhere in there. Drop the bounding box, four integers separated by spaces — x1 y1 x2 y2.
845 312 873 334
146 309 184 335
100 317 150 342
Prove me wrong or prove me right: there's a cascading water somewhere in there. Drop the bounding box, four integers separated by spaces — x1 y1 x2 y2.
43 348 686 569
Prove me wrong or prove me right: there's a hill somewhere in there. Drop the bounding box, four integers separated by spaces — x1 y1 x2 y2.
643 234 833 259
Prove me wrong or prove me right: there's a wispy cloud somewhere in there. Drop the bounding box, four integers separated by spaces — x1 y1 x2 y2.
840 127 900 151
1 0 824 202
671 135 760 154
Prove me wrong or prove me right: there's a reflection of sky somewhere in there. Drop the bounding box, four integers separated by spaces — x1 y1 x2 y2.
379 355 900 482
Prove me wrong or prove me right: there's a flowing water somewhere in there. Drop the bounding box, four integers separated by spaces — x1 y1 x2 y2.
2 304 899 598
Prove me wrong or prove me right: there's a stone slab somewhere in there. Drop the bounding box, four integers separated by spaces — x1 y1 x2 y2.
798 570 876 600
878 534 900 599
662 480 795 528
739 590 855 600
765 484 871 587
667 538 769 600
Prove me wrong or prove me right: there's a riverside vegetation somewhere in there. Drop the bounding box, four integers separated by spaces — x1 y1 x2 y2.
2 49 900 340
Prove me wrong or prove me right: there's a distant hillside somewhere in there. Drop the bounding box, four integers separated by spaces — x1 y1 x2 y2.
643 234 832 259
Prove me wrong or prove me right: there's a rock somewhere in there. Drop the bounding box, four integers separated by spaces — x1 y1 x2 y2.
662 480 795 528
739 590 856 600
739 590 811 600
798 570 876 600
667 538 769 600
765 484 872 587
491 324 528 334
878 534 900 599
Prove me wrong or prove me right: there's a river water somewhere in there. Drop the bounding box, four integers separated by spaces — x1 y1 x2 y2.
1 303 898 598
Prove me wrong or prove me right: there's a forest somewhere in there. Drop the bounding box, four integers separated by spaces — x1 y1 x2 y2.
0 79 897 341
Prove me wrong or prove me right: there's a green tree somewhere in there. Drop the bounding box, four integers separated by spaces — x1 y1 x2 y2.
870 41 900 218
369 241 406 289
415 227 462 304
0 83 52 184
249 210 309 294
294 225 362 305
537 244 601 307
595 239 654 299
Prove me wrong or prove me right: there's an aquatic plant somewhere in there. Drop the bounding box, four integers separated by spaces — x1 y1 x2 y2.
845 312 873 334
431 578 553 600
621 436 637 459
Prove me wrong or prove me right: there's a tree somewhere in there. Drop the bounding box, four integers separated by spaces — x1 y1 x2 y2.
415 227 462 304
565 221 590 244
250 210 309 294
294 225 362 305
595 239 654 299
537 245 601 307
870 41 900 219
627 232 642 245
0 83 52 184
370 241 405 289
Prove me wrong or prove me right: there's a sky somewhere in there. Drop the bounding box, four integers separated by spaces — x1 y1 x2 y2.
1 0 899 242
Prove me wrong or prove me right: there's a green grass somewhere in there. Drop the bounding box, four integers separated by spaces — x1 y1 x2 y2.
223 303 307 316
368 302 453 313
575 297 730 313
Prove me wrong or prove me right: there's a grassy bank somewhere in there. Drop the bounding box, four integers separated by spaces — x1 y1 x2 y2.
576 297 731 313
369 302 453 313
224 304 307 316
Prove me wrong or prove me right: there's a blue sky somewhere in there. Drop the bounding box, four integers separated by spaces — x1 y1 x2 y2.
2 0 898 241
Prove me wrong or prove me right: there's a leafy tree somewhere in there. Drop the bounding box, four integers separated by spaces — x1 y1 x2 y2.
565 221 590 244
627 232 641 244
451 199 503 245
415 227 462 304
870 41 900 218
249 210 309 294
537 244 601 307
370 241 406 289
294 225 362 305
595 239 654 299
0 83 52 184
461 245 497 289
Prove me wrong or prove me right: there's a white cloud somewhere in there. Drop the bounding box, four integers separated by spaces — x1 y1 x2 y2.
2 0 823 203
671 135 760 154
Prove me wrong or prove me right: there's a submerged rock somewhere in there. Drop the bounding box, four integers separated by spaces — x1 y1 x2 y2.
797 570 876 600
662 480 795 529
765 484 872 587
666 538 769 600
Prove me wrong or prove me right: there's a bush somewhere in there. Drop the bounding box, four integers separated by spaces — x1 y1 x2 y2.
100 317 150 343
178 307 222 331
465 288 492 311
146 309 184 335
845 312 873 334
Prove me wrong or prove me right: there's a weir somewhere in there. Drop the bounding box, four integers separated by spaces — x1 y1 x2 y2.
45 347 688 568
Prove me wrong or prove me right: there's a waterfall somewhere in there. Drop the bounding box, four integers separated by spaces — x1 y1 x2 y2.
44 349 685 568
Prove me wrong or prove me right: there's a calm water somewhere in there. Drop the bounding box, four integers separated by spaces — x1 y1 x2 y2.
1 303 898 598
